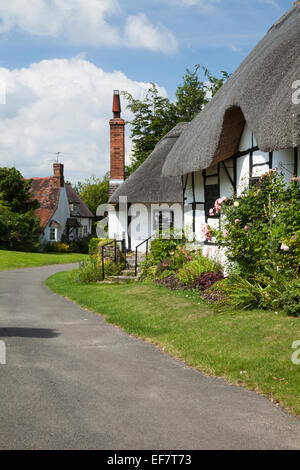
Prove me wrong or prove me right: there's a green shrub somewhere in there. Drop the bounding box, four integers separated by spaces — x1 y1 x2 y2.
88 237 113 258
209 172 300 280
150 237 184 264
210 274 300 314
68 235 92 254
77 259 101 283
280 280 300 317
76 255 125 284
177 254 221 286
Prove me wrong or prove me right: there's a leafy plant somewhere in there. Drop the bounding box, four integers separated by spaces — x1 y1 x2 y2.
192 272 224 291
77 259 101 284
209 171 300 280
177 254 222 286
279 280 300 317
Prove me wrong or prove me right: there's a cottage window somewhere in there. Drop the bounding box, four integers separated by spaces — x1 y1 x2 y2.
205 184 220 218
153 210 174 234
84 225 88 235
49 228 56 241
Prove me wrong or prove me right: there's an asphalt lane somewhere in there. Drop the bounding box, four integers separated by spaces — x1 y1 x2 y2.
0 264 299 450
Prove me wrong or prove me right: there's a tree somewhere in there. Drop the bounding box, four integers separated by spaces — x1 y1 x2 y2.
122 65 230 175
0 167 41 250
0 167 39 213
122 84 178 176
74 173 110 215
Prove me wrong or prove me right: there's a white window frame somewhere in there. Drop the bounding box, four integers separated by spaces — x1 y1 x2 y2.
49 227 57 242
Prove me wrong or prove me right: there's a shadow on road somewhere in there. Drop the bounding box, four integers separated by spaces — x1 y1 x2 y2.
0 328 59 338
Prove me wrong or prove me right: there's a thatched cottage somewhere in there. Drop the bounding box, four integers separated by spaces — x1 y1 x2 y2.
108 90 187 251
161 2 300 244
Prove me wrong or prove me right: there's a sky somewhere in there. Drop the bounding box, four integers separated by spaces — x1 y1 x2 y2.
0 0 294 183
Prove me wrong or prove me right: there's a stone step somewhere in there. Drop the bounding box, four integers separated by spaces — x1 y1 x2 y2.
110 275 137 282
122 269 138 276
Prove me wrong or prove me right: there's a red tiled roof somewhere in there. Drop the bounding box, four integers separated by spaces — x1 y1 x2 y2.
30 177 60 229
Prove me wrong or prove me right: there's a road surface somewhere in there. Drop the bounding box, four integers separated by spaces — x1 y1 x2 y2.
0 264 299 450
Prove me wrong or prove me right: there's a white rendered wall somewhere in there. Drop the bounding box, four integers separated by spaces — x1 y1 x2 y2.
108 204 127 241
109 202 184 252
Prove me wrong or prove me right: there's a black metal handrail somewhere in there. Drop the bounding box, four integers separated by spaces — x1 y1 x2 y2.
101 238 126 280
134 232 185 276
134 234 156 276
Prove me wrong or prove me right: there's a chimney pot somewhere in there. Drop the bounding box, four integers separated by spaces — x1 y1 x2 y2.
112 89 121 118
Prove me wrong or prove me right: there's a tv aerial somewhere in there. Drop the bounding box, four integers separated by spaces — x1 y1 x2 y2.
47 151 71 163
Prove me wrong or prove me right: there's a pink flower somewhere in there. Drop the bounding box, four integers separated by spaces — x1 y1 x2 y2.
235 219 240 224
280 243 290 252
223 230 229 238
244 225 248 231
209 208 214 216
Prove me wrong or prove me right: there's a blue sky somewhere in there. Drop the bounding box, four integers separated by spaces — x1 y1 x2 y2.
0 0 294 181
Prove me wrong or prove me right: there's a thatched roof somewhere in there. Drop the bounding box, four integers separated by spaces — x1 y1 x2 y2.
162 3 300 177
109 122 188 204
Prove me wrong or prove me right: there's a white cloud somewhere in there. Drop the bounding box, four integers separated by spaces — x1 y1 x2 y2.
0 0 178 53
125 13 177 54
0 57 167 182
162 0 220 11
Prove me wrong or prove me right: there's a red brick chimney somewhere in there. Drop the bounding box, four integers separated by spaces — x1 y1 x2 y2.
53 163 64 187
109 90 125 197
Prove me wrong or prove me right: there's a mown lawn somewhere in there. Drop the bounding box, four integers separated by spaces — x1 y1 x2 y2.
0 250 88 270
46 270 300 416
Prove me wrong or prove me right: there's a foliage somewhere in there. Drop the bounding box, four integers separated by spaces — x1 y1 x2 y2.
0 167 41 250
177 253 222 286
74 173 109 216
77 259 101 284
43 242 70 253
209 171 300 280
140 234 186 280
68 235 93 254
0 167 39 213
77 255 125 284
122 65 229 175
210 273 300 316
279 280 300 317
88 237 113 258
0 210 41 251
191 272 224 292
149 232 186 264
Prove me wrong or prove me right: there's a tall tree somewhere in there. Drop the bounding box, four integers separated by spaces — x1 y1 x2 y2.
0 167 39 213
0 167 41 250
123 65 230 175
122 84 178 176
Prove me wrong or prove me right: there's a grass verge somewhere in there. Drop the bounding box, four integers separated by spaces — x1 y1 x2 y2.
0 250 88 270
46 270 300 416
